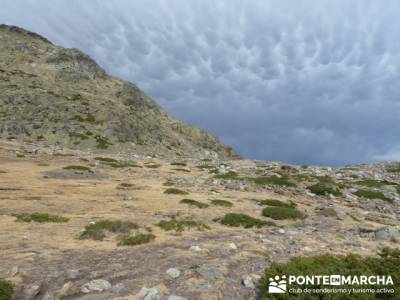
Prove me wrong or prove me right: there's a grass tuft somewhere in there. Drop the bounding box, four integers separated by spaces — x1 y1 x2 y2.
262 206 305 220
216 213 275 228
180 199 209 208
164 188 189 195
210 199 233 207
15 213 69 223
250 176 296 187
79 220 138 240
258 199 296 207
118 233 155 246
307 183 342 196
213 171 239 179
0 280 13 300
171 162 187 166
63 165 93 172
353 189 393 203
157 219 210 231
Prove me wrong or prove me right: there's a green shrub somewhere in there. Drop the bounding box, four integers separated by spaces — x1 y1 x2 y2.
258 199 296 208
63 165 93 172
180 199 209 208
353 189 393 203
262 206 304 220
196 165 214 169
251 176 296 187
157 219 210 232
0 280 13 300
261 248 400 299
387 165 400 173
164 188 189 195
172 168 191 172
354 179 396 188
145 164 162 168
79 220 138 240
163 181 174 186
307 183 342 196
210 199 233 207
95 135 113 149
216 213 275 228
117 183 135 189
94 157 118 163
118 233 155 246
213 171 239 179
171 162 187 166
15 213 69 223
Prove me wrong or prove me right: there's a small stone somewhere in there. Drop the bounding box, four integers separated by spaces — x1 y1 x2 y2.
168 295 188 300
111 282 126 293
81 279 112 293
277 228 285 234
24 284 41 299
190 245 202 252
66 269 79 279
58 281 79 297
166 268 181 278
228 242 237 250
138 287 150 298
144 287 162 300
9 266 18 277
242 275 255 288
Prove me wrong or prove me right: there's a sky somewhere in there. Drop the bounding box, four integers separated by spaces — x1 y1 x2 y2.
1 0 400 166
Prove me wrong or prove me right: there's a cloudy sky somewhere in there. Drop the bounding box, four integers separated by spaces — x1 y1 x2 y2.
2 0 400 166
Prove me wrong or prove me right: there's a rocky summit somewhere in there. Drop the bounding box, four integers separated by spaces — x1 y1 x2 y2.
0 26 399 300
0 25 236 160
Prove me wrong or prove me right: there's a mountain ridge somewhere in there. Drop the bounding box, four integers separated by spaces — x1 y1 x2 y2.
0 24 238 159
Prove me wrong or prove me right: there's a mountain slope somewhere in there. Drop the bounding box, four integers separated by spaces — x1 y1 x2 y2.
0 24 237 159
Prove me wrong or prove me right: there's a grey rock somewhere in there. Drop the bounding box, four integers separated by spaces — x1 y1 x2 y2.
138 287 150 298
144 287 162 300
168 296 188 300
58 281 79 297
375 226 400 242
111 282 126 293
189 245 202 252
242 275 255 288
196 264 224 280
166 268 181 278
24 284 41 299
81 279 112 293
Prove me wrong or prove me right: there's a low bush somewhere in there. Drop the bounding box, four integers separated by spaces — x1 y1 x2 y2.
307 183 342 196
353 189 393 203
251 176 296 187
15 213 69 223
210 199 233 207
262 206 304 220
172 168 191 172
63 165 93 172
157 219 210 232
180 199 209 208
258 199 296 208
213 171 239 179
0 280 13 300
164 188 189 195
216 213 275 228
354 179 396 188
261 248 400 299
118 233 155 246
171 162 187 166
79 220 138 240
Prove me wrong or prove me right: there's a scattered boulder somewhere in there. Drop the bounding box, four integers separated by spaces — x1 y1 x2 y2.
374 226 400 242
81 279 112 293
23 284 41 299
166 268 181 279
242 275 255 288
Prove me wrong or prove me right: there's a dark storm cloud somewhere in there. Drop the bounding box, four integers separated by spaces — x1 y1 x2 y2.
2 0 400 165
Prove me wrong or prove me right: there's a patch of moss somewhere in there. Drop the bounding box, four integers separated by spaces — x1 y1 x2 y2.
145 164 162 169
0 280 13 300
164 188 189 195
180 199 209 208
307 182 342 196
215 213 275 228
117 183 135 189
387 164 400 173
118 233 155 246
250 175 296 187
163 181 174 186
353 189 393 203
95 157 118 163
172 168 191 172
262 206 304 220
15 213 69 223
210 199 233 207
213 171 239 179
258 199 296 208
354 179 396 188
157 219 210 232
95 135 113 149
171 162 187 166
261 248 400 299
196 165 214 169
79 220 138 240
63 165 93 172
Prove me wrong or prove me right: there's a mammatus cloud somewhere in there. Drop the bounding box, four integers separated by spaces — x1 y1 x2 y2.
1 0 400 165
